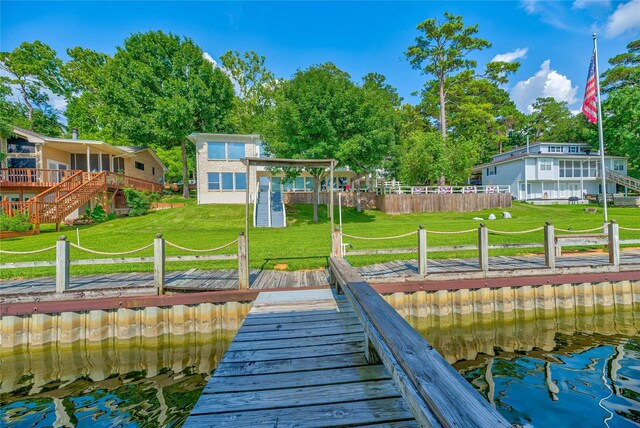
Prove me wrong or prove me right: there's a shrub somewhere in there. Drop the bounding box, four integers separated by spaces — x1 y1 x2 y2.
90 204 107 223
124 188 152 216
0 212 32 232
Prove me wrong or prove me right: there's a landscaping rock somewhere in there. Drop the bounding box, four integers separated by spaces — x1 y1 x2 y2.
473 217 483 221
502 211 512 219
585 207 598 214
488 214 497 220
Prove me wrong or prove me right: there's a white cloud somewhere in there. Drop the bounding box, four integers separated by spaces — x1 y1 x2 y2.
605 0 640 37
511 60 578 113
572 0 611 9
491 48 529 63
521 0 539 14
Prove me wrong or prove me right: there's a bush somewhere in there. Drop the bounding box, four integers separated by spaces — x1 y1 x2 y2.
124 188 152 216
0 212 33 232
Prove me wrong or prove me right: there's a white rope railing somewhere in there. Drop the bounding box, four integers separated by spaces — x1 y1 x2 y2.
164 239 238 253
486 226 545 235
342 230 418 241
0 245 56 255
70 242 154 255
555 226 605 233
619 226 640 232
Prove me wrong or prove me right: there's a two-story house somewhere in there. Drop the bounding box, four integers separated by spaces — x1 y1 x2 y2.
475 142 629 202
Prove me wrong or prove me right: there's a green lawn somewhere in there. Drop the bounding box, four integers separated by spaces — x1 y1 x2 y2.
1 201 638 279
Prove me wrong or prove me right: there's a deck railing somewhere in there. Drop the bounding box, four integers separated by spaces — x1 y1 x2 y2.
0 168 78 187
378 184 511 195
106 172 163 193
328 256 511 427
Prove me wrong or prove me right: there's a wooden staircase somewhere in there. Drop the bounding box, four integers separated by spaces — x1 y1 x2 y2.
605 169 640 193
27 171 108 230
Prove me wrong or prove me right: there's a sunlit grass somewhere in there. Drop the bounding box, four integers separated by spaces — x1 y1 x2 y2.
1 201 638 279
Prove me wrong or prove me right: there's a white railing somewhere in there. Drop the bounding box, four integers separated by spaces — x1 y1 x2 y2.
378 185 511 195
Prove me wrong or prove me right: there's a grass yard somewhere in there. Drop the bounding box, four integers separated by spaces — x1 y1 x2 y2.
1 201 638 279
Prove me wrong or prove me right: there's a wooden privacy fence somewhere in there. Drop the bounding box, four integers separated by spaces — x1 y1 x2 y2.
335 221 640 274
0 233 249 293
283 191 512 213
328 256 510 427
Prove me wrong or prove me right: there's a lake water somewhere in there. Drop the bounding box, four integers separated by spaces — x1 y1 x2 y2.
401 295 640 427
2 285 639 427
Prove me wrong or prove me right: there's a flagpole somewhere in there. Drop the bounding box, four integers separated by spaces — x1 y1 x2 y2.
593 33 608 223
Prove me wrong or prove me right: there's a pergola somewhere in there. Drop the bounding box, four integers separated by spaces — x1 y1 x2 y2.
240 157 337 287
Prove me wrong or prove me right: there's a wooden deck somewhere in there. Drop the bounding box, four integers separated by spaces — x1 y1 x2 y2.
184 289 417 427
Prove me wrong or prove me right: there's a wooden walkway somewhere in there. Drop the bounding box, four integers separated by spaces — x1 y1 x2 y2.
184 289 417 427
358 249 640 280
0 268 330 297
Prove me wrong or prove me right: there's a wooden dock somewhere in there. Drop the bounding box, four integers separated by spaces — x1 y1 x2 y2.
184 289 418 427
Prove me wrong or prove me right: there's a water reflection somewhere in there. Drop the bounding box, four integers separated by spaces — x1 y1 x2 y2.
399 297 640 428
1 331 235 427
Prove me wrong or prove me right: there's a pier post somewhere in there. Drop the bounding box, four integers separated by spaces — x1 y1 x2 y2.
544 222 556 269
331 228 342 257
418 225 427 276
608 220 620 266
238 231 249 289
55 235 70 293
154 234 165 295
478 223 489 272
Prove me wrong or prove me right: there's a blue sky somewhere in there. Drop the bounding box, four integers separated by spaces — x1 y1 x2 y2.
1 1 639 114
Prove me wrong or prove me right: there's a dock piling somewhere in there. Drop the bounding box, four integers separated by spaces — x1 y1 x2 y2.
478 223 489 272
55 235 70 293
154 234 165 295
544 222 556 269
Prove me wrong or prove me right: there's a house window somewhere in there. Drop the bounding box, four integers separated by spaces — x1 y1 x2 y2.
207 172 246 191
207 142 226 160
7 158 36 168
227 143 245 160
567 146 579 153
547 146 563 153
208 172 221 190
135 161 145 171
207 142 246 160
7 137 36 154
152 167 156 176
235 173 247 190
486 166 497 176
539 160 552 171
113 157 125 173
305 177 314 191
613 160 625 171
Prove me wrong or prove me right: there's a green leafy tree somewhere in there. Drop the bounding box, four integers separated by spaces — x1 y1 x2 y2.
98 31 235 197
600 40 640 177
528 97 574 141
220 50 276 133
62 47 110 138
266 63 396 222
406 12 491 138
0 41 66 128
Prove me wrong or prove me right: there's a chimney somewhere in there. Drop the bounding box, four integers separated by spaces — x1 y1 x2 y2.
72 128 78 140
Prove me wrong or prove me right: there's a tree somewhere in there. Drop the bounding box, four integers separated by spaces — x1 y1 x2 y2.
62 47 110 138
406 12 491 138
0 41 66 128
220 50 276 134
266 63 397 222
528 97 574 141
97 31 235 197
601 40 640 177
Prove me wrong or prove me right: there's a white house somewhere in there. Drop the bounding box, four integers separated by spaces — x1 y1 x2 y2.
475 142 628 202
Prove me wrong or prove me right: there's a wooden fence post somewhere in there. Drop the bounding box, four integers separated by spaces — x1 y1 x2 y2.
544 222 556 269
418 225 427 276
478 223 489 272
608 220 620 266
56 235 70 293
154 233 165 295
332 228 342 257
238 231 249 289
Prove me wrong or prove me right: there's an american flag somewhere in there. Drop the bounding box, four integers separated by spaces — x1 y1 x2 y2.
582 50 598 123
